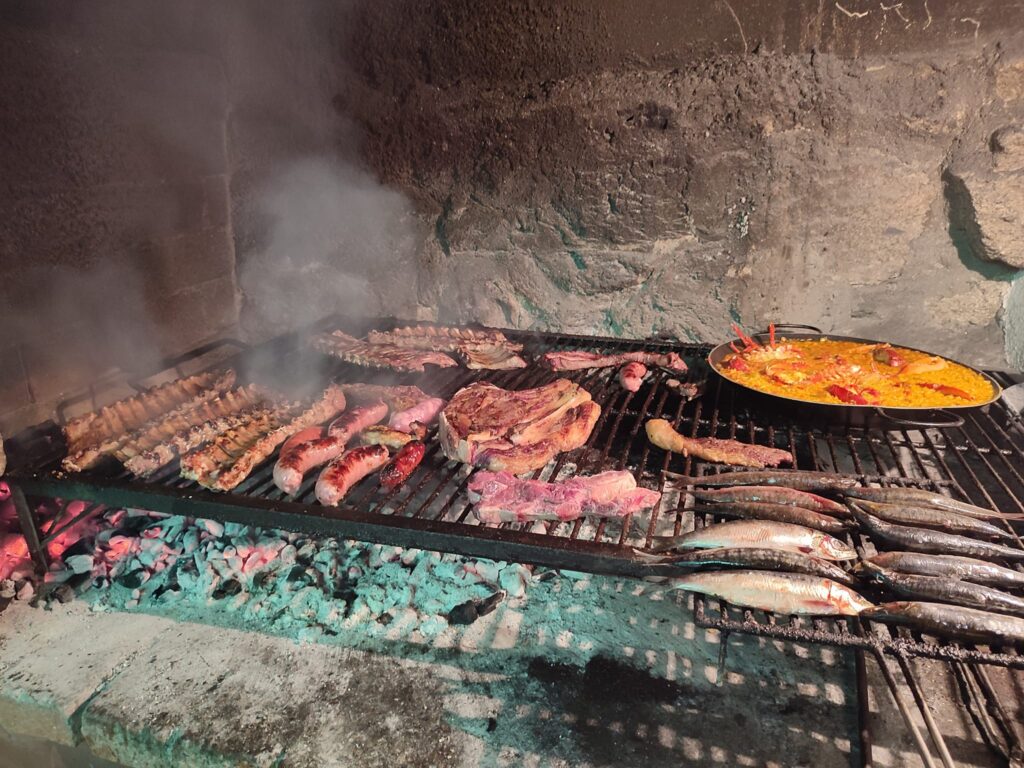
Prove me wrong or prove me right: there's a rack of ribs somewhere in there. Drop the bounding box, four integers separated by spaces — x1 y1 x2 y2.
540 349 687 373
367 326 527 370
438 379 601 475
311 330 457 372
61 371 238 472
63 370 232 453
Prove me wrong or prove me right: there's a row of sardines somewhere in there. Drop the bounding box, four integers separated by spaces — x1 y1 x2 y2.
638 470 1024 648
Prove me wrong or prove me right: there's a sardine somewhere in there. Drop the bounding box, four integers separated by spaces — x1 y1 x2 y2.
844 486 1024 521
858 562 1024 617
849 506 1024 561
851 499 1015 542
692 486 848 516
635 546 857 586
866 551 1024 589
669 570 873 615
667 470 859 493
862 601 1024 645
695 502 850 536
649 519 857 561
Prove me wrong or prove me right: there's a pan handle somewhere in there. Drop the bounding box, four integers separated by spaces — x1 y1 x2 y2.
875 408 965 429
760 323 824 335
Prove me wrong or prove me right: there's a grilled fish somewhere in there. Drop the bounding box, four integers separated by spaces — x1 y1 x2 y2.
865 551 1024 589
649 519 857 561
668 470 859 493
695 502 850 535
692 486 848 516
862 601 1024 646
635 546 857 586
668 570 872 615
850 499 1015 542
849 506 1024 562
844 486 1024 520
858 562 1024 617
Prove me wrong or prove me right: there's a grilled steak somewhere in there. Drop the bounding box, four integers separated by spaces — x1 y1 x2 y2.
467 470 661 523
438 380 600 474
541 349 687 373
64 370 232 453
311 330 457 372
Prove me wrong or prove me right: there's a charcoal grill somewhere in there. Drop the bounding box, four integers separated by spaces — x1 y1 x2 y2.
5 316 1024 767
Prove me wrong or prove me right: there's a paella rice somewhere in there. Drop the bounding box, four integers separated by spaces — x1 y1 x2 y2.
719 331 995 408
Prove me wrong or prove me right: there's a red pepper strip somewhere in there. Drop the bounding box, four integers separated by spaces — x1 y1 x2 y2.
380 440 426 490
917 382 972 400
769 323 776 346
827 384 869 405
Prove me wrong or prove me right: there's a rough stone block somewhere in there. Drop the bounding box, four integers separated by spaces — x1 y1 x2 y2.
0 603 171 746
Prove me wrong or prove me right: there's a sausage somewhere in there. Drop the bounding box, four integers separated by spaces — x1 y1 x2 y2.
315 445 390 505
274 435 347 495
380 441 426 490
388 398 445 433
327 402 388 441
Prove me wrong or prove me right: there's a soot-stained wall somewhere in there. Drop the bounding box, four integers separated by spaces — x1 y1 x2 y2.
1 1 1023 430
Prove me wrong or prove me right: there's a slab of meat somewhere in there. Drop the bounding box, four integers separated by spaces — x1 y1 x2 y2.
62 371 240 472
645 418 793 468
180 408 291 483
379 440 426 490
367 325 523 352
315 445 390 505
339 384 429 412
388 397 445 433
272 403 387 494
210 385 347 491
311 330 457 372
456 343 528 370
438 380 600 474
63 370 235 460
467 470 661 523
618 362 647 392
541 349 687 373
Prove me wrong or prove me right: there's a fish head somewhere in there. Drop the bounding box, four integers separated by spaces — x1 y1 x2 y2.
814 533 858 561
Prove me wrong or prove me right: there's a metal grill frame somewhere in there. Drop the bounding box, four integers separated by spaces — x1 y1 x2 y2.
5 315 1024 767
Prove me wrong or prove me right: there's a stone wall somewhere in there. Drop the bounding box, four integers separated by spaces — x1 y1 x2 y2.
1 0 1023 431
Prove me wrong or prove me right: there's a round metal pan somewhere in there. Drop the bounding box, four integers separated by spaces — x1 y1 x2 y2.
707 324 1003 429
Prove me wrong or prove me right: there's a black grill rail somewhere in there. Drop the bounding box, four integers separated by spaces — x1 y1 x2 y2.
6 316 1024 767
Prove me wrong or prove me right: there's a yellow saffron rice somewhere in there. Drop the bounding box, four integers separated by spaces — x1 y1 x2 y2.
719 338 995 408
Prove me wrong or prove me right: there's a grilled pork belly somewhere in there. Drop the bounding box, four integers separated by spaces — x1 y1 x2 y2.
541 349 687 373
64 370 232 454
210 385 347 491
62 371 238 472
311 330 457 372
438 380 600 474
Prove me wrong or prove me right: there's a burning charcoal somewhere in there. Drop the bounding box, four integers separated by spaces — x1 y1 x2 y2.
199 519 225 538
377 612 394 626
279 544 297 565
499 566 528 599
117 571 145 590
65 554 95 575
53 584 76 604
0 579 14 599
447 590 506 625
212 579 242 600
15 579 34 601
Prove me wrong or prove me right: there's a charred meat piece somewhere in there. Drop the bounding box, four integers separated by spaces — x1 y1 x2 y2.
389 397 445 433
367 325 523 351
311 330 457 372
541 349 687 373
618 362 647 392
273 402 387 495
338 384 430 412
315 445 390 505
210 386 347 491
467 470 660 524
359 426 415 450
456 343 528 370
646 419 793 468
439 380 600 474
380 440 426 490
180 408 292 483
64 371 232 453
